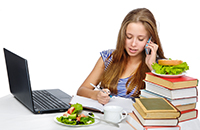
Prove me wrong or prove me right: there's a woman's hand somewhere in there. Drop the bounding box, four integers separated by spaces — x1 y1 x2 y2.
145 41 158 71
96 89 110 105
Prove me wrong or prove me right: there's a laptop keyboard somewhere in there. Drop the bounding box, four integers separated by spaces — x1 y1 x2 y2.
32 90 70 111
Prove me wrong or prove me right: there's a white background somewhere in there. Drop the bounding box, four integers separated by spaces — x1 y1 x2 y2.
0 0 199 117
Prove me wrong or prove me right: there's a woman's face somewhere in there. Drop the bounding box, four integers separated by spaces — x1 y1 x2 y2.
125 22 149 57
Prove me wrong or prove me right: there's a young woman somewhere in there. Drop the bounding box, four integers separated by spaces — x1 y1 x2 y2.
77 8 165 104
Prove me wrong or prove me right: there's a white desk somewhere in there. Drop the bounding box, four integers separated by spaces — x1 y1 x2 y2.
0 94 133 130
0 94 200 130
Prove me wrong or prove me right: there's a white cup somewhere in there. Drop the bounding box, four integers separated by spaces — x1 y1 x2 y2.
103 106 127 123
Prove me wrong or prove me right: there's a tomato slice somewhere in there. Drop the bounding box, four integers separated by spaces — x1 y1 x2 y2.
67 107 75 114
63 113 69 117
80 114 86 117
76 114 86 121
76 116 81 121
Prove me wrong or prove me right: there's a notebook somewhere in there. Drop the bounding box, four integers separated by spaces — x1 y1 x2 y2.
3 48 72 114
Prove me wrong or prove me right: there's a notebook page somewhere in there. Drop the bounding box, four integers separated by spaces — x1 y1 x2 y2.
70 95 104 112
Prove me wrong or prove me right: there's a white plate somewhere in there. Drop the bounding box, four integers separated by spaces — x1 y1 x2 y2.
151 70 186 78
54 112 100 127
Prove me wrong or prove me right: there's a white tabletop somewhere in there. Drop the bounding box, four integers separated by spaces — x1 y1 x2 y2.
0 94 133 130
0 94 200 130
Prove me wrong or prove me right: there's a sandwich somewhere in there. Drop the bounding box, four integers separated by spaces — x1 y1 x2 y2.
151 59 189 75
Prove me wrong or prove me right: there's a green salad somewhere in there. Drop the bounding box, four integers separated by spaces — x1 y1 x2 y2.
56 103 95 125
152 60 189 75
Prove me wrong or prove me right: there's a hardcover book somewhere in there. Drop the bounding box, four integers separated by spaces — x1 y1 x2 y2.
144 81 198 100
145 72 198 89
131 106 179 126
178 109 198 122
133 98 180 119
140 89 197 111
126 112 180 129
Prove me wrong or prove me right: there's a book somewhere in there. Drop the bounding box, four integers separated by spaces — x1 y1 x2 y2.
145 72 198 89
144 81 198 100
133 98 180 119
132 106 179 126
176 103 196 112
178 109 198 122
126 112 180 129
69 95 134 113
141 89 197 107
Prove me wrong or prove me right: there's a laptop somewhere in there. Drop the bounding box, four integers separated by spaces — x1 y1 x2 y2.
3 48 71 114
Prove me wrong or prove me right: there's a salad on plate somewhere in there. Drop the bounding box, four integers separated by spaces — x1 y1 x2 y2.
152 58 189 75
56 103 95 126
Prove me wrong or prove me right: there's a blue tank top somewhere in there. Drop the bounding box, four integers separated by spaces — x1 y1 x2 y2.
100 50 136 100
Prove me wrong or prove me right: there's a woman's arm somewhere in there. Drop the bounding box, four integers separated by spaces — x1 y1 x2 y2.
77 56 105 100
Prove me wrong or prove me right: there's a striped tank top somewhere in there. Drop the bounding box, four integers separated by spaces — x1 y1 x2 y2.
100 49 136 100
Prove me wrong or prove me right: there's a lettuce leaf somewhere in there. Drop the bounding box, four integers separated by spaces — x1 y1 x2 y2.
152 62 189 75
71 103 83 114
80 116 95 125
56 116 76 125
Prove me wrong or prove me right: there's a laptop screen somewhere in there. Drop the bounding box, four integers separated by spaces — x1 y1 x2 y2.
4 48 34 112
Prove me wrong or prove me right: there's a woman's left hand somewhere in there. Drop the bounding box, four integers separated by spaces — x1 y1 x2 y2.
145 41 159 71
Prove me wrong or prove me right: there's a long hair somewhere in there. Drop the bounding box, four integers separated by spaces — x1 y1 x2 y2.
100 8 165 97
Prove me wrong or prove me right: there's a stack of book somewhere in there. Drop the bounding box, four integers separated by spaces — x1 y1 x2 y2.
127 98 181 130
126 72 199 130
142 72 198 123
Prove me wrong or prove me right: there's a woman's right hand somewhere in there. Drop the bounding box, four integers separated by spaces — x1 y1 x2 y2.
96 89 110 105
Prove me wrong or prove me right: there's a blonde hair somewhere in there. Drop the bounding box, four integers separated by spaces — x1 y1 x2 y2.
100 8 165 97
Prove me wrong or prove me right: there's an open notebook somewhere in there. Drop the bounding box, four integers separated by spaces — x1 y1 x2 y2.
70 95 135 113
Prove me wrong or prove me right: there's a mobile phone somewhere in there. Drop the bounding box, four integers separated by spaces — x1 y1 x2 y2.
145 37 152 55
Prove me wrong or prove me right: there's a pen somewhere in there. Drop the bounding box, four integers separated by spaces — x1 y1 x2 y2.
90 83 112 98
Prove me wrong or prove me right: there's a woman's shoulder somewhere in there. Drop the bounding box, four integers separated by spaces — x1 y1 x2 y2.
100 49 115 70
100 49 115 62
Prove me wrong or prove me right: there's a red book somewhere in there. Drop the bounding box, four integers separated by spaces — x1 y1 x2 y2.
126 112 180 130
145 72 198 89
179 109 198 122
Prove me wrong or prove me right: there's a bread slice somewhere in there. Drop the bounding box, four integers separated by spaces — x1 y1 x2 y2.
158 60 183 66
